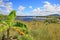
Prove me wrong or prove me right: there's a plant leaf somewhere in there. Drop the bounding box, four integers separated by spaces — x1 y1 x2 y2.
12 27 25 35
0 19 8 26
7 10 16 26
0 20 9 32
14 22 28 32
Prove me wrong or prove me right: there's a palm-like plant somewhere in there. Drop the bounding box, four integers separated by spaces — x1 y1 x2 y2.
0 10 27 40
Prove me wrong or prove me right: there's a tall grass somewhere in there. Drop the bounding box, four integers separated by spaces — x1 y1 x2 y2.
21 20 60 40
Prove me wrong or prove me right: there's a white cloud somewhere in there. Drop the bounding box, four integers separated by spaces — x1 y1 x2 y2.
17 6 25 16
6 2 12 5
17 1 60 16
0 0 60 16
18 6 25 11
56 6 60 13
31 1 60 16
43 1 60 15
17 11 34 16
5 5 13 11
29 6 32 9
33 8 41 13
0 0 5 7
44 1 50 5
0 0 13 15
44 1 55 12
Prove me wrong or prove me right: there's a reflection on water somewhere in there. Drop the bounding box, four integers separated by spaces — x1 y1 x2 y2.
15 16 46 21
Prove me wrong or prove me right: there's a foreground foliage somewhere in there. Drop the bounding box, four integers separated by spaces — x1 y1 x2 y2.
0 10 33 40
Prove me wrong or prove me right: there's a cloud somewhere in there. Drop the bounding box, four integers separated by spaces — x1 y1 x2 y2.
0 0 13 15
0 0 5 7
17 11 34 16
17 6 25 16
6 2 12 5
56 6 60 13
33 8 41 13
44 1 50 5
32 1 60 16
44 1 55 12
29 6 32 9
43 1 60 15
0 0 60 16
18 6 25 11
17 1 60 16
5 5 13 12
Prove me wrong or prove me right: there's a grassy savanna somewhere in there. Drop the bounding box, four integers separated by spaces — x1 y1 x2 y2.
0 10 60 40
19 19 60 40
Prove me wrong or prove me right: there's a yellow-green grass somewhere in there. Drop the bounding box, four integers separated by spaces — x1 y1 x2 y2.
0 20 60 40
18 20 60 40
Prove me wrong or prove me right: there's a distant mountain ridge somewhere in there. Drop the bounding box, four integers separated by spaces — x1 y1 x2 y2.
49 14 60 16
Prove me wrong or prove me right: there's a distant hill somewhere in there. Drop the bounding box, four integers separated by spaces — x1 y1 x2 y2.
49 14 60 16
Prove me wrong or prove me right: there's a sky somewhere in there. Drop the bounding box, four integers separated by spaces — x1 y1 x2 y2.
0 0 60 16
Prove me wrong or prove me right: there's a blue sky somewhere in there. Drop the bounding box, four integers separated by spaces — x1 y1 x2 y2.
9 0 60 10
0 0 60 16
